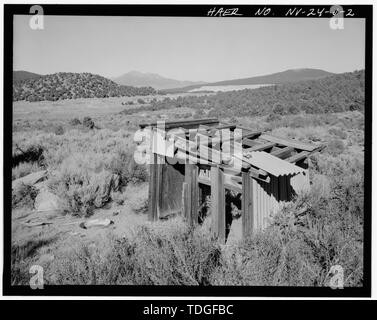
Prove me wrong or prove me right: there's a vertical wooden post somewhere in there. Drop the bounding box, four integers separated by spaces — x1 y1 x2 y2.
182 182 191 220
155 156 163 218
185 164 199 225
242 172 254 238
148 152 158 221
211 166 225 243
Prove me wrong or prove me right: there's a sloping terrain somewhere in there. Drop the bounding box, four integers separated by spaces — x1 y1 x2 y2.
210 68 334 86
165 68 335 93
13 70 43 82
151 70 364 116
13 72 157 102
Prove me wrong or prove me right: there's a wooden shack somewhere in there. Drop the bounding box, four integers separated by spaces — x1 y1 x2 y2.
138 118 323 243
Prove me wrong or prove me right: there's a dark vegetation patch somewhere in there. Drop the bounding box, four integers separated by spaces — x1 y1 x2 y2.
139 70 364 118
12 145 44 168
82 116 95 129
13 72 156 102
12 183 38 209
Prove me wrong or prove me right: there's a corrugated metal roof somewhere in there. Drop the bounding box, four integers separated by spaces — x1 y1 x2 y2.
243 151 305 177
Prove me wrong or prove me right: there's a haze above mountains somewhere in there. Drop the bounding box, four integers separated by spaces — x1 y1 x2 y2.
13 68 335 92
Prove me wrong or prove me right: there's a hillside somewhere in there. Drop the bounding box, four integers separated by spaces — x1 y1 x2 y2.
148 70 364 116
13 70 42 82
165 68 335 93
13 72 157 102
112 70 206 90
211 68 334 86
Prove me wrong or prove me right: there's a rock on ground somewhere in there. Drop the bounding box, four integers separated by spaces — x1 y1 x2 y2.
79 218 114 229
34 189 63 212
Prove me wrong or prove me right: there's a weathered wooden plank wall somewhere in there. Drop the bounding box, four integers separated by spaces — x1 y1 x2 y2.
158 163 185 218
148 152 159 221
210 166 226 243
184 164 199 225
182 182 190 221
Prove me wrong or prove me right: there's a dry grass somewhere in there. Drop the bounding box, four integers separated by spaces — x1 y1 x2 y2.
11 98 365 287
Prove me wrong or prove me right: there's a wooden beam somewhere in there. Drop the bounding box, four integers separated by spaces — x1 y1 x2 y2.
249 170 271 183
271 146 294 159
244 141 276 152
235 125 262 136
198 174 242 193
185 164 199 225
174 133 270 181
148 153 158 221
182 182 191 221
241 131 262 140
210 166 226 243
155 156 163 218
242 138 260 148
242 172 254 238
139 118 219 129
215 123 237 131
260 134 318 151
286 151 310 163
212 130 261 145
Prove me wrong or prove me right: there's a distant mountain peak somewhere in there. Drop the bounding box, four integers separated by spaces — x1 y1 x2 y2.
112 71 206 90
126 70 149 76
287 68 310 72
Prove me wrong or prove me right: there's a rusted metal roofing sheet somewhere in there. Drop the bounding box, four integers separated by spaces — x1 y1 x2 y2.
243 151 306 177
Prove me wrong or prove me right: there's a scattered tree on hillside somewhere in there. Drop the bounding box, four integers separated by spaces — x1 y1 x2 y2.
12 72 157 102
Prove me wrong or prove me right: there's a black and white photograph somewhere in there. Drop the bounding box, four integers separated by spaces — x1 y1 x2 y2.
2 3 373 299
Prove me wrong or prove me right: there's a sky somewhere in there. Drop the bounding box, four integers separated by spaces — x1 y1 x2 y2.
13 16 365 82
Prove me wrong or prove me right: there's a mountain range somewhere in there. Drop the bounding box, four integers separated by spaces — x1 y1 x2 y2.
112 71 206 90
112 68 334 92
164 68 335 93
147 70 364 117
12 68 337 102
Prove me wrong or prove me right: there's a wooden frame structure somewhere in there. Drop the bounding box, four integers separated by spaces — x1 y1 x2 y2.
138 118 323 243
